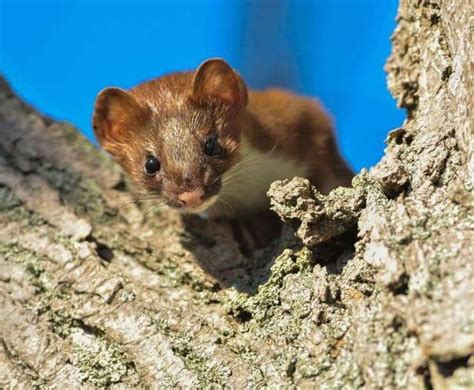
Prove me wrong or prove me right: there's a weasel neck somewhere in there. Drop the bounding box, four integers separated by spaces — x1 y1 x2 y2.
202 134 307 219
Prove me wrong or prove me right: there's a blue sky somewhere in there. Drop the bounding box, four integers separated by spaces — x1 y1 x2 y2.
0 0 404 172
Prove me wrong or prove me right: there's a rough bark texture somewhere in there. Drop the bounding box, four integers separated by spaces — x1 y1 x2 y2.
0 0 472 388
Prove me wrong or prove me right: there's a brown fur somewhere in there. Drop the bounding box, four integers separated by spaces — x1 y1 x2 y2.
92 58 352 214
244 89 353 192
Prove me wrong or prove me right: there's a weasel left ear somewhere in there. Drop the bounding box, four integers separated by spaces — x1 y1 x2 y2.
93 87 148 156
192 58 248 110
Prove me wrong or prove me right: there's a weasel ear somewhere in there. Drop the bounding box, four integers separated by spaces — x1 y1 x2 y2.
192 58 248 110
93 87 146 154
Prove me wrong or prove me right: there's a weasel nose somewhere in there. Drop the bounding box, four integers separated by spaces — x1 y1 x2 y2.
178 188 205 208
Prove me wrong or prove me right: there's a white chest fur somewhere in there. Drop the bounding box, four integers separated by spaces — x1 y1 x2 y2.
205 137 308 218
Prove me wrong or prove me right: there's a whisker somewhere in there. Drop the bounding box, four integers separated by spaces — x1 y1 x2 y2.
223 154 271 178
219 193 248 214
217 198 236 218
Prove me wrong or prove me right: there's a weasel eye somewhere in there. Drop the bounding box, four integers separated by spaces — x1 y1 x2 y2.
144 155 160 176
204 134 223 157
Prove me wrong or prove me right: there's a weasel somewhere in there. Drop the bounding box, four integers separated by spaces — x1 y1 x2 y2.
93 58 353 219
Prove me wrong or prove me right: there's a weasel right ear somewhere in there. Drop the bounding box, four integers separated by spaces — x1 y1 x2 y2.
93 87 146 154
192 58 248 110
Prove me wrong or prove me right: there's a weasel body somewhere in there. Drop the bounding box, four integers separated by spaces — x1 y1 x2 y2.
93 58 352 217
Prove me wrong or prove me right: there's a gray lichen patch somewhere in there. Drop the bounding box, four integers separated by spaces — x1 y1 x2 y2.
268 176 366 246
71 332 139 387
150 315 232 386
37 165 117 225
171 339 232 386
226 247 315 323
221 245 381 387
0 182 45 225
0 183 22 210
0 241 49 289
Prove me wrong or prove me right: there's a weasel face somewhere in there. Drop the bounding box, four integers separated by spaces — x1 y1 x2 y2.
92 58 247 213
128 106 240 213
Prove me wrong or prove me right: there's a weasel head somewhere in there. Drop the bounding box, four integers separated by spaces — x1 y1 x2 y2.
93 58 248 213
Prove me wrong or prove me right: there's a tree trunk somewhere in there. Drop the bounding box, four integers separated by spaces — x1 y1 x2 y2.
0 0 472 388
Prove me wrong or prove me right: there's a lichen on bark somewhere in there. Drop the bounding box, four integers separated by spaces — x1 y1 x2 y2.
0 0 472 388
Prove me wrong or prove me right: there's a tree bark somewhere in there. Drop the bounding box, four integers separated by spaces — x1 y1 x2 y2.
0 0 472 388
